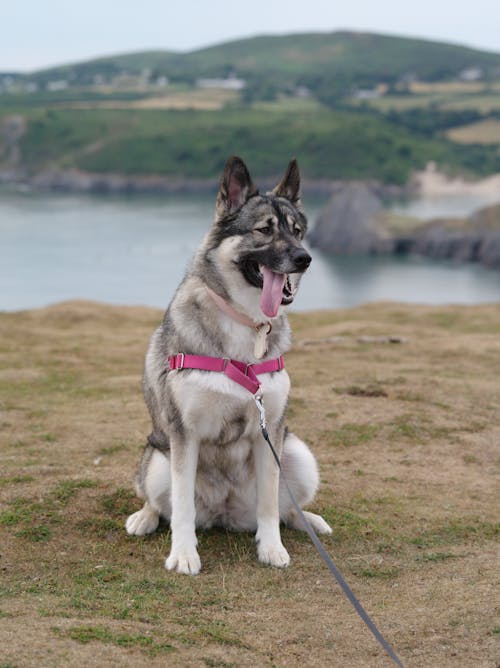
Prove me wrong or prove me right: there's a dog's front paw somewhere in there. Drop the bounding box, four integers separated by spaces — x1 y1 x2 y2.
257 542 290 568
165 546 201 575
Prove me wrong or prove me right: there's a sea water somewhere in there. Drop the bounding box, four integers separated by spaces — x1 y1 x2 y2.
1 189 500 312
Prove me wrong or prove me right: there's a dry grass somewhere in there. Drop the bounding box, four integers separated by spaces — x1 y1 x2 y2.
63 89 239 111
408 81 497 95
1 300 499 667
354 80 500 114
447 119 500 145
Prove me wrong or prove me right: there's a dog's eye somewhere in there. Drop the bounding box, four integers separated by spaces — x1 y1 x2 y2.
255 224 272 235
293 226 302 239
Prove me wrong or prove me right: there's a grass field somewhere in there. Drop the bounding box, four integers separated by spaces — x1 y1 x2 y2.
61 88 240 111
409 81 500 95
354 92 500 114
447 119 500 144
440 96 500 114
0 300 498 667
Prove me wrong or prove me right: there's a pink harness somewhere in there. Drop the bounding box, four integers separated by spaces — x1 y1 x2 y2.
168 353 284 395
167 287 284 395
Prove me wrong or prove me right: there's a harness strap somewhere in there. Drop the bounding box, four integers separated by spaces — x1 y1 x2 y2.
167 353 284 395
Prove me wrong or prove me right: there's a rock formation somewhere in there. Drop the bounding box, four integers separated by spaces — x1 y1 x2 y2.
310 183 500 270
308 182 392 254
410 204 500 269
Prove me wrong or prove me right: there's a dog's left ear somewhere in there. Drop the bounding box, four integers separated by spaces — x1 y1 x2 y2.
216 156 257 219
272 158 302 210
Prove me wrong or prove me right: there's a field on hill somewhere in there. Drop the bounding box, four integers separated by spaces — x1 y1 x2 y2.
356 92 500 114
0 301 498 667
62 88 240 111
448 119 500 144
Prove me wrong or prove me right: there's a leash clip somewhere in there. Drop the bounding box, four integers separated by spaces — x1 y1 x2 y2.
254 393 267 432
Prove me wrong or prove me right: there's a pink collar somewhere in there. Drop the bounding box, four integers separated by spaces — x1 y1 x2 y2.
206 287 261 329
168 353 284 395
206 286 272 359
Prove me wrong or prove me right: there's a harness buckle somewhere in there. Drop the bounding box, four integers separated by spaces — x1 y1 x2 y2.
177 353 185 370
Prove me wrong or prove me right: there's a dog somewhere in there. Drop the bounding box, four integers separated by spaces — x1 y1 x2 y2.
125 156 331 574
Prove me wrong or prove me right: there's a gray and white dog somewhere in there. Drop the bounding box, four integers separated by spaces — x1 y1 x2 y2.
126 156 331 575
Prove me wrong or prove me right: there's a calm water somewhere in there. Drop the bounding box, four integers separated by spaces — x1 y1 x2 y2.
391 191 500 220
1 189 500 312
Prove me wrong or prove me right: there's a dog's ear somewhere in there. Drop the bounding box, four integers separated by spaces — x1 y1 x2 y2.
216 156 257 218
272 158 302 210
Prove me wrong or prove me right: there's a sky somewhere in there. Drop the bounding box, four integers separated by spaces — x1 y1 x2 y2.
3 0 500 72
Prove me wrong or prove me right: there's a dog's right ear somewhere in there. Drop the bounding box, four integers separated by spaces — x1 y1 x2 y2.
216 156 257 219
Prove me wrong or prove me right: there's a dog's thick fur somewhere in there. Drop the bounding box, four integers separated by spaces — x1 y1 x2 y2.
126 156 331 574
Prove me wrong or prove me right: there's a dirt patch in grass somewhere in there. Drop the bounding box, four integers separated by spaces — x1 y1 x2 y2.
1 300 499 667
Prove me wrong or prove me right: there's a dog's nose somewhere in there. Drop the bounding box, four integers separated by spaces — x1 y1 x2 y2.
292 248 312 271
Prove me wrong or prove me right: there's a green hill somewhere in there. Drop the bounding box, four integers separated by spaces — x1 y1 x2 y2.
18 31 500 89
184 31 500 95
1 31 500 186
2 105 496 186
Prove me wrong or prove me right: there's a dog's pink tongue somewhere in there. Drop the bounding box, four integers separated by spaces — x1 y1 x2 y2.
260 267 286 318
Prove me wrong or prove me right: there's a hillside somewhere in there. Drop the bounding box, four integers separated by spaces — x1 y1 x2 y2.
7 31 500 91
1 31 500 187
2 106 496 186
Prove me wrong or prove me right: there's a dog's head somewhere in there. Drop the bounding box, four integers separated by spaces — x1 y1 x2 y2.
205 156 311 320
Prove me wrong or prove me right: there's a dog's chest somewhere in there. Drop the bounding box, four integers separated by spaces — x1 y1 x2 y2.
170 366 290 445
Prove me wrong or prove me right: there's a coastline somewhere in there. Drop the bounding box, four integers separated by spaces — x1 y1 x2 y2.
2 163 500 199
0 166 409 197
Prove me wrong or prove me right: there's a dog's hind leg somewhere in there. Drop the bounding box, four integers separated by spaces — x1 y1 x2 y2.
285 508 332 535
279 433 332 535
126 501 160 536
126 446 171 536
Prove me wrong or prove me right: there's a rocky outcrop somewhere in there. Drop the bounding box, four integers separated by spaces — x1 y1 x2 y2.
310 183 500 270
308 182 393 254
0 167 407 198
409 205 500 269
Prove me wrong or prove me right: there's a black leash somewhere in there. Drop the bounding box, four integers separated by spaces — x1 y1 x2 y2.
254 396 406 668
